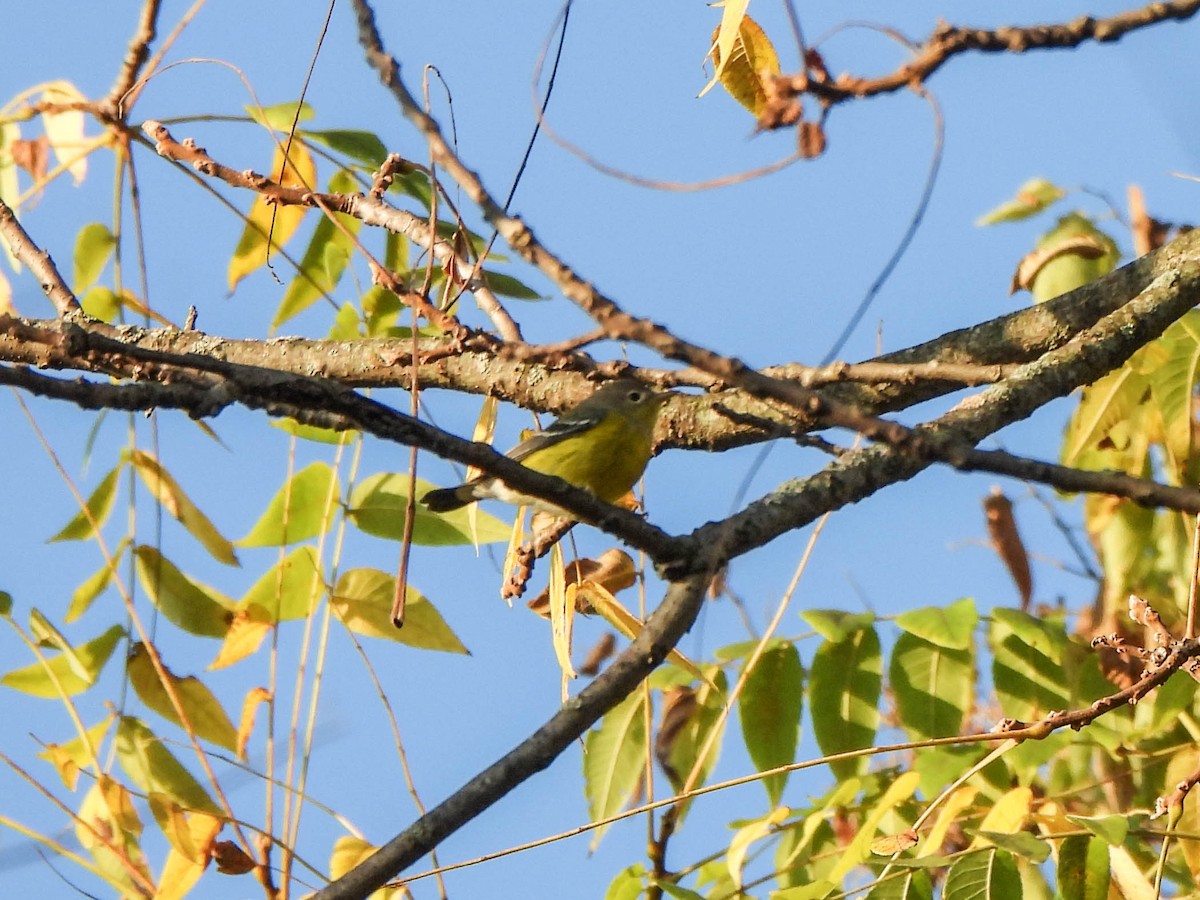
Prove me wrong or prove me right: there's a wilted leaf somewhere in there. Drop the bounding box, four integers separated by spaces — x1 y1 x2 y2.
41 80 88 184
983 489 1032 609
129 450 238 565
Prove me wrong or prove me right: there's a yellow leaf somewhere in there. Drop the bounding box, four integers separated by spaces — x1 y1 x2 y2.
582 580 706 683
919 786 976 857
127 642 238 750
156 810 222 900
228 141 317 291
701 0 754 94
237 687 272 760
972 786 1032 846
704 13 782 118
129 450 238 566
550 543 576 683
41 80 88 184
209 606 272 671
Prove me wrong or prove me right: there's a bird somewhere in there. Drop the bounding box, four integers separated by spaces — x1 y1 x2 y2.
421 378 669 518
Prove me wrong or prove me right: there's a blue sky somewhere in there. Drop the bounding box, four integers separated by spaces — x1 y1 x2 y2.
1 2 1198 897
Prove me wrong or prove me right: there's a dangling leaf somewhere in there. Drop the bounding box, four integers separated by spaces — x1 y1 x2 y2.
127 641 238 751
73 222 116 293
738 641 803 806
128 450 238 566
273 168 361 329
228 140 317 291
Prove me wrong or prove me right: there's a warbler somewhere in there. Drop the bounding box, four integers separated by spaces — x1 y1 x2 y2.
421 379 669 518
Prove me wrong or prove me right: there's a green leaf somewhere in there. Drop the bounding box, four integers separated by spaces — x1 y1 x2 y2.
1140 310 1200 476
728 806 790 889
303 129 388 166
584 691 647 848
73 222 116 293
739 641 802 805
240 546 324 623
889 631 973 741
800 609 875 643
115 716 219 815
274 168 361 329
1064 813 1131 846
989 609 1069 720
894 598 977 650
49 466 121 542
128 450 239 566
1056 835 1109 900
1027 213 1120 304
134 546 235 638
0 590 11 617
808 625 881 780
239 462 341 547
864 868 933 900
2 624 125 697
974 831 1049 863
657 883 705 900
66 544 126 622
81 285 121 321
271 417 357 445
331 568 467 654
348 473 511 545
604 864 647 900
127 642 238 750
975 178 1065 225
483 270 544 300
246 101 315 131
942 849 1020 899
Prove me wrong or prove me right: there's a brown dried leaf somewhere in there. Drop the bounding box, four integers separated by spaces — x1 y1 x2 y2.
1010 234 1110 295
798 120 826 158
11 135 49 182
983 487 1033 609
211 840 256 875
655 686 698 788
579 632 616 676
527 548 637 618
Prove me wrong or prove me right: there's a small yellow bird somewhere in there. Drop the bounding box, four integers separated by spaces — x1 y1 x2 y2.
421 379 669 518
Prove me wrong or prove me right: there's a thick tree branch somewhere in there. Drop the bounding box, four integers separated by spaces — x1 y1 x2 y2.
0 199 79 316
310 568 719 900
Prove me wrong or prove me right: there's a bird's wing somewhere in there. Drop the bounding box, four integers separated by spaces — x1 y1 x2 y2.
506 413 601 463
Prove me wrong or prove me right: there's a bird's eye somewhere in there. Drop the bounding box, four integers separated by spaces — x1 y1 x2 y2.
628 390 644 402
